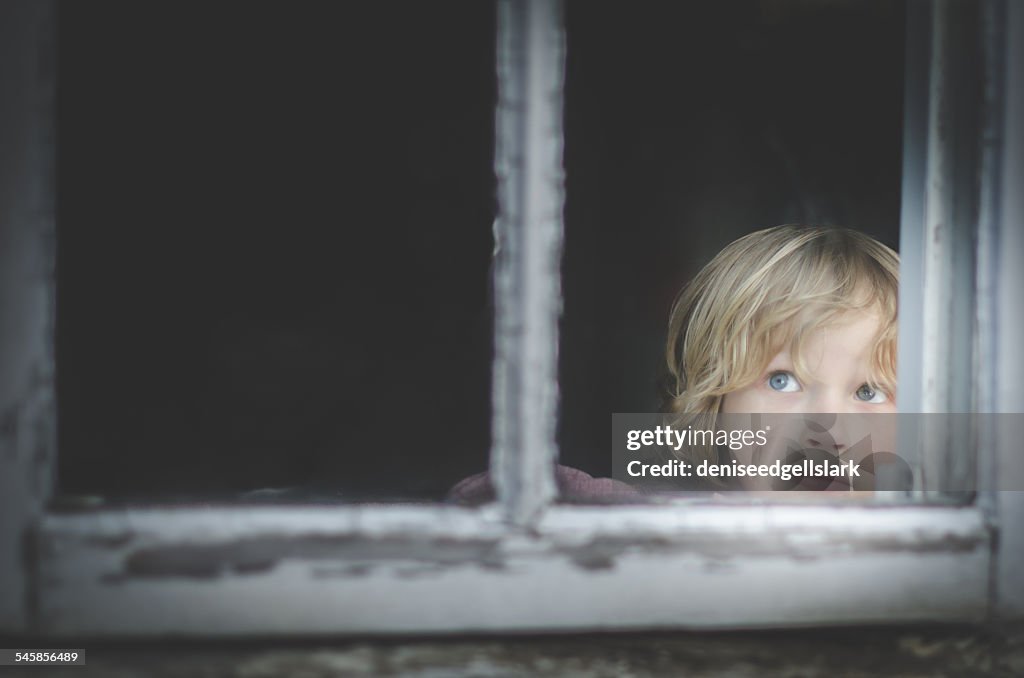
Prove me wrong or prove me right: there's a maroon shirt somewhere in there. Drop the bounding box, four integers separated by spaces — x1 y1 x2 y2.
447 464 642 506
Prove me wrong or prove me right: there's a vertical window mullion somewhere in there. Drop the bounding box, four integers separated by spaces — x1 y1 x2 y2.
491 0 566 525
974 0 1008 504
898 0 986 500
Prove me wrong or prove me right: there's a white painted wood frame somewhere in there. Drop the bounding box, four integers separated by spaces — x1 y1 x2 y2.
1 0 1020 637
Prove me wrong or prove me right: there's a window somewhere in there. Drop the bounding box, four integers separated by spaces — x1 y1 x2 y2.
55 0 496 505
1 0 1021 637
559 1 903 487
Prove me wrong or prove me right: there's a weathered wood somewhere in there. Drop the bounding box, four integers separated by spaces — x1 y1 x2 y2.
36 504 989 635
491 0 565 526
0 0 56 634
8 0 1017 639
897 0 989 498
991 0 1024 620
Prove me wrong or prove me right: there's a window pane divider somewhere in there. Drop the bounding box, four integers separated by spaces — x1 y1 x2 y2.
490 0 567 525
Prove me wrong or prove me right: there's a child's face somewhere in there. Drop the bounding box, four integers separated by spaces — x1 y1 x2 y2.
721 311 895 415
720 311 897 491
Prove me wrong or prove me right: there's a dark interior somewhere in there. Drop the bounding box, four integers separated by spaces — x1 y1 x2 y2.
57 0 497 502
56 0 905 502
559 0 904 478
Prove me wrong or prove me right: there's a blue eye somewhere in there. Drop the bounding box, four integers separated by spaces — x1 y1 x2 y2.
768 371 800 393
855 384 888 404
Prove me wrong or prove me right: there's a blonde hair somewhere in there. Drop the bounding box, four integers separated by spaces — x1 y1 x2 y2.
665 225 899 422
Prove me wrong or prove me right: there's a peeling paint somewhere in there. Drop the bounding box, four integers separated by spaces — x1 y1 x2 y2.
84 532 136 549
490 0 565 526
111 535 504 581
552 530 987 571
32 505 992 634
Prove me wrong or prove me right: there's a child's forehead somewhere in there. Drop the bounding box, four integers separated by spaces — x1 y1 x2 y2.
758 310 893 388
769 312 883 362
799 309 884 339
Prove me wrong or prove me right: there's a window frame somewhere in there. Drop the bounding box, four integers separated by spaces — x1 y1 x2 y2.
1 0 1020 637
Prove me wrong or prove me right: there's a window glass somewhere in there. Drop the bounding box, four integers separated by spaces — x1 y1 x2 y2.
56 0 496 504
560 0 905 499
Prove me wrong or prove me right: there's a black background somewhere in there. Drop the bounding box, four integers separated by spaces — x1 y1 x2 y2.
56 0 904 501
57 1 497 501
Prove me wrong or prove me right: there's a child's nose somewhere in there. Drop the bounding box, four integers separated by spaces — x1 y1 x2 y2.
803 430 848 453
